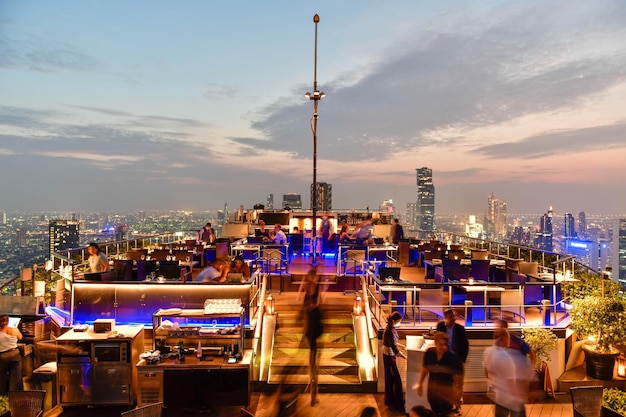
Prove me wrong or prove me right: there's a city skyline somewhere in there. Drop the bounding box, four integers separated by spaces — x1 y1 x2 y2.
1 1 626 214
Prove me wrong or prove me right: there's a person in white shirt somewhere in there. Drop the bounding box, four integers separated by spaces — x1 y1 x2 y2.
0 314 23 394
87 242 108 273
270 224 287 245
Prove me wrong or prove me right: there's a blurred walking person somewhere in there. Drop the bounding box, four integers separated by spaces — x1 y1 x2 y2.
416 331 464 417
382 311 406 412
299 268 324 406
483 328 532 417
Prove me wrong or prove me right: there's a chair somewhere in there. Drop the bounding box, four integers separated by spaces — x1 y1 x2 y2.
446 250 465 261
120 402 163 417
343 249 366 276
499 288 525 323
418 287 444 322
150 249 171 261
471 259 491 281
519 261 539 278
470 249 489 260
570 386 603 417
523 283 544 309
126 249 148 261
158 261 184 281
113 259 134 281
136 260 157 281
100 270 117 282
9 390 46 417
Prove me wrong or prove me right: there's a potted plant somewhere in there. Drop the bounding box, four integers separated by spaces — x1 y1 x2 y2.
522 327 558 397
570 296 626 380
522 327 558 372
0 395 8 417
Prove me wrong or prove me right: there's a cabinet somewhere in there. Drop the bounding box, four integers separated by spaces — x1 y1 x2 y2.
137 306 250 408
152 304 244 356
56 325 143 406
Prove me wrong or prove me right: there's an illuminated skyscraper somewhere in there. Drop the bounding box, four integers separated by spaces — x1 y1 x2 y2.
577 211 587 238
486 193 507 239
536 206 554 251
49 219 80 257
564 213 576 238
415 167 435 238
612 218 626 290
310 182 332 212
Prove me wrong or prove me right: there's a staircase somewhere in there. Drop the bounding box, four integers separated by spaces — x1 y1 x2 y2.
266 296 375 393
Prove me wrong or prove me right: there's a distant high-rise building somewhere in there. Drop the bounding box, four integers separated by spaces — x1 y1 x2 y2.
266 194 274 210
612 219 626 290
565 238 598 270
486 193 507 239
282 194 302 210
577 211 587 238
564 213 576 239
379 199 395 217
310 182 332 212
49 219 80 257
511 226 532 246
16 227 26 247
465 215 484 239
415 167 435 238
536 206 554 251
2 211 6 224
406 203 417 231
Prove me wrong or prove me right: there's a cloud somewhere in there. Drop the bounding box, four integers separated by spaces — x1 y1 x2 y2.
0 36 101 73
472 121 626 160
245 1 626 163
203 83 238 100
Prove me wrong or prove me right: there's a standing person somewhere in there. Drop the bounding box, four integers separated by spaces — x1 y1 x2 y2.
437 309 469 414
416 332 464 417
496 320 535 363
351 219 373 245
382 311 406 412
87 242 108 273
299 269 324 407
318 214 333 254
483 328 532 417
197 223 215 244
0 315 23 394
389 218 405 244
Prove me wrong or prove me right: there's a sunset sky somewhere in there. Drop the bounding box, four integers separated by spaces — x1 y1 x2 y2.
1 1 625 215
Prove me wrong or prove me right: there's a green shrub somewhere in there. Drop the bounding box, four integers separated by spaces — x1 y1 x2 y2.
604 388 626 416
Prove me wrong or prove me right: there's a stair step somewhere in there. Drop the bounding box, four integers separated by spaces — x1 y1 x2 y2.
271 348 358 366
268 372 361 385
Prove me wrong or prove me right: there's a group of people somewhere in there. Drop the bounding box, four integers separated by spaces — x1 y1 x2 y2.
383 308 533 417
194 255 251 282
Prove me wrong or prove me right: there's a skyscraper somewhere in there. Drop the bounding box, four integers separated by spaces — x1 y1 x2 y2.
266 194 274 210
536 206 554 251
577 211 587 238
612 218 626 290
310 182 332 212
415 167 435 238
49 219 80 258
282 194 302 210
406 203 417 232
486 193 507 240
564 213 576 238
16 227 26 247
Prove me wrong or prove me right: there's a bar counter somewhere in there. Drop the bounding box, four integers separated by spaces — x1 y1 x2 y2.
136 350 252 407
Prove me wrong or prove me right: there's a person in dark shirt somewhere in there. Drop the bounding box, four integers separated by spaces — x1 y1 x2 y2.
416 331 464 417
389 218 405 244
382 311 406 412
436 309 469 414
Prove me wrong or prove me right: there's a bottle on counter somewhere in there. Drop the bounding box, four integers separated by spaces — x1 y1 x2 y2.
196 341 202 361
178 340 185 363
